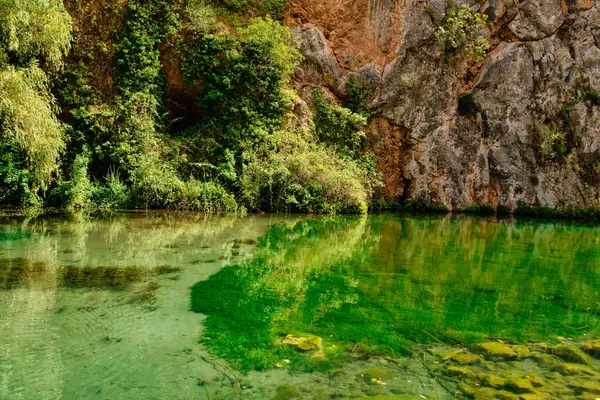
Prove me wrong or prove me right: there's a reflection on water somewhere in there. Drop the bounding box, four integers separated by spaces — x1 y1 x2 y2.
0 212 286 400
192 215 600 397
2 212 600 399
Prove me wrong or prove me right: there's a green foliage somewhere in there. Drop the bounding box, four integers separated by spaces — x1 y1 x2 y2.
533 121 577 162
0 139 38 205
92 171 131 209
313 90 368 158
207 0 287 19
0 0 72 70
575 82 600 107
344 76 373 117
181 18 301 153
0 66 66 190
240 134 380 214
51 151 94 209
435 5 489 62
187 0 218 31
0 0 379 214
0 0 72 200
114 0 178 95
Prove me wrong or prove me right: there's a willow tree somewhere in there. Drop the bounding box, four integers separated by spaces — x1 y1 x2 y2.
0 0 72 201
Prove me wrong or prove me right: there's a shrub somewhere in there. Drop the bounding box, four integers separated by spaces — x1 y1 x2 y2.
435 5 489 62
240 132 381 214
0 140 38 206
532 121 577 162
51 151 94 209
92 171 131 209
181 17 301 154
187 0 218 31
313 90 368 158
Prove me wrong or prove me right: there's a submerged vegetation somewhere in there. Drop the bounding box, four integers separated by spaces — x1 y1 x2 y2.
192 216 600 372
0 0 380 214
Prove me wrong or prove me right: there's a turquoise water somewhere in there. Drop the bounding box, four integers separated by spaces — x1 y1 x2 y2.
1 212 600 399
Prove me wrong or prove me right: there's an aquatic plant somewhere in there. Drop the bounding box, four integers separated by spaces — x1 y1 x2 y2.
192 216 600 372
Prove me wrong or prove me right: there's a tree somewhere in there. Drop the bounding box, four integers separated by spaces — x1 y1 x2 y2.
0 0 72 198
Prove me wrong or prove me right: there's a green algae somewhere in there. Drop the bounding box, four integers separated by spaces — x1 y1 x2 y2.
191 216 600 373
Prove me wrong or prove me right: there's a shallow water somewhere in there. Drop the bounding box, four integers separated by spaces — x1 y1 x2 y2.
1 212 600 399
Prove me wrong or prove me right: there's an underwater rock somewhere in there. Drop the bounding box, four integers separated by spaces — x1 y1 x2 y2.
581 340 600 358
459 383 476 397
551 345 592 365
503 377 534 393
525 375 544 388
569 379 600 395
513 345 532 360
281 334 322 352
472 387 518 400
472 342 518 361
518 392 553 400
272 385 301 400
482 374 507 388
530 352 558 369
358 368 395 385
447 353 483 365
447 366 477 379
552 363 598 376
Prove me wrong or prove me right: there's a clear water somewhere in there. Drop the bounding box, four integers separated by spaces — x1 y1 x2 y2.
1 212 600 399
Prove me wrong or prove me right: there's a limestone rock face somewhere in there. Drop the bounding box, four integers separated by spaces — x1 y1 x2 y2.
288 0 600 210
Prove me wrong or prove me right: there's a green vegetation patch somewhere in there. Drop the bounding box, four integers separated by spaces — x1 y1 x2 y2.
435 5 490 62
192 217 600 372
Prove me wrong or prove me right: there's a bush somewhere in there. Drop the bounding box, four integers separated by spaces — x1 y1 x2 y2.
0 140 38 206
187 0 218 31
532 121 577 163
92 172 131 209
313 90 368 158
181 17 301 154
435 5 489 62
240 132 381 214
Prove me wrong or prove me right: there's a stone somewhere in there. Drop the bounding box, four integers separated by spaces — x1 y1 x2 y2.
281 334 322 352
581 340 600 358
531 352 558 368
448 353 483 365
513 345 532 359
508 0 565 40
447 366 477 379
569 380 600 395
504 377 534 393
258 0 600 213
551 345 592 365
459 383 477 397
482 374 507 388
553 363 598 376
525 375 544 388
518 392 553 400
473 388 518 400
472 342 519 360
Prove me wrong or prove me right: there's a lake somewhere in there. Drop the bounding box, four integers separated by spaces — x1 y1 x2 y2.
1 211 599 399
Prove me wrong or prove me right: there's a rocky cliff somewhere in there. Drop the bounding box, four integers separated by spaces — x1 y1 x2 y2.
287 0 600 210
